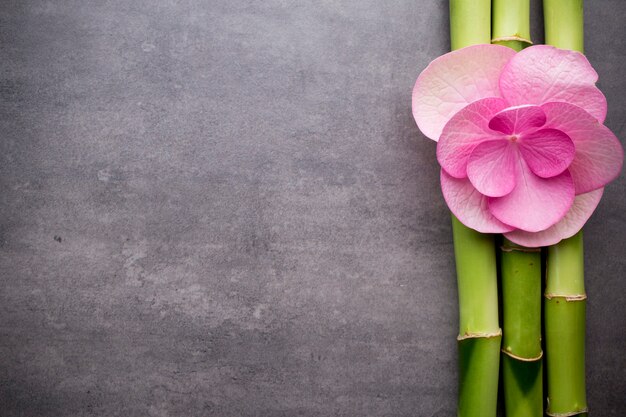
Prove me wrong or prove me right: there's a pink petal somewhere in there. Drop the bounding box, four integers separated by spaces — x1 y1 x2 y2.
488 105 547 134
519 128 575 178
467 140 517 197
505 188 603 247
488 159 575 232
412 44 516 141
437 97 508 178
440 169 515 234
441 169 514 233
541 102 624 194
499 45 607 122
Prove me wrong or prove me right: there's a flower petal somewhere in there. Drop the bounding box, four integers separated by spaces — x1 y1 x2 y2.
413 44 516 141
488 105 547 135
519 128 575 178
467 140 517 197
437 97 508 178
499 45 607 122
440 169 515 234
505 188 603 247
489 159 575 232
541 102 624 193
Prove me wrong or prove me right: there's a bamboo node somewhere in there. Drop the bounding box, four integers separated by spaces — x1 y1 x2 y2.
544 293 587 301
545 407 589 416
501 349 543 362
491 35 533 44
457 329 502 341
500 244 541 253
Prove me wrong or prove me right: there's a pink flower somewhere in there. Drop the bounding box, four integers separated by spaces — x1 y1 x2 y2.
412 44 623 247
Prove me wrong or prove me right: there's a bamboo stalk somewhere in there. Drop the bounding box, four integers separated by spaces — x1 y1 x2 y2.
500 240 543 417
491 2 542 415
452 216 501 417
542 1 588 415
492 0 532 51
544 0 584 52
449 0 491 50
545 232 588 416
449 2 500 415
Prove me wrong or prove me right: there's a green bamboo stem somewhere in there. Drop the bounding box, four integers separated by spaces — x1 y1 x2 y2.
543 2 588 415
453 217 500 337
452 217 501 417
491 2 542 415
450 0 491 50
500 240 543 417
449 3 500 416
544 0 584 52
492 0 532 51
545 232 588 416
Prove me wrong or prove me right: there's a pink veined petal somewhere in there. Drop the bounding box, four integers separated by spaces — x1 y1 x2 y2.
488 105 547 135
488 158 575 232
412 44 516 141
467 140 517 197
499 45 607 122
437 97 508 178
440 169 515 233
519 128 575 178
505 188 603 247
541 102 624 194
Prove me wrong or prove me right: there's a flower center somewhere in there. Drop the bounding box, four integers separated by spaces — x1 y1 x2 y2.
508 134 519 143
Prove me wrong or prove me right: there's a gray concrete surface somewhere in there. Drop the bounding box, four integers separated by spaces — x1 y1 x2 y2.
0 1 624 416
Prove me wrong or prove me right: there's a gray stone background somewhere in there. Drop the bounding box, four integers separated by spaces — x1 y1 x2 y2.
1 0 624 416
